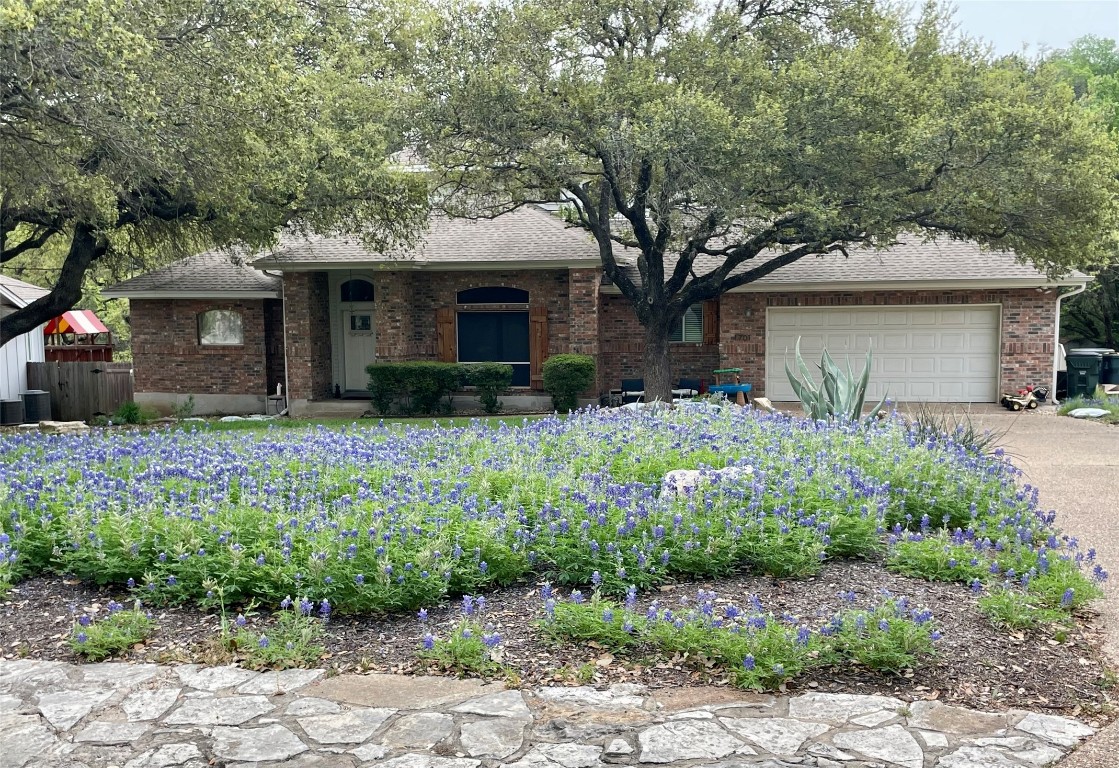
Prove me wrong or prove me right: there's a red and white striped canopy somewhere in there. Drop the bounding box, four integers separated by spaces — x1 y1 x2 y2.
44 310 110 336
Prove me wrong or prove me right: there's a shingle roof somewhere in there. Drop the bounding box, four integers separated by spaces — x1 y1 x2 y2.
614 236 1086 289
102 251 282 298
0 274 51 307
253 207 601 268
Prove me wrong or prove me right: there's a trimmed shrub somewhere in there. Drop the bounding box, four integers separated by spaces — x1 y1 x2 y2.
367 362 464 415
464 363 513 414
542 354 595 412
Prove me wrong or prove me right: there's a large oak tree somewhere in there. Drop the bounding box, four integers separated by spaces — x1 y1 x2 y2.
413 0 1119 400
1 0 427 345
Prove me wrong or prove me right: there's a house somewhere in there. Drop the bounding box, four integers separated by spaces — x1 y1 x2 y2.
0 274 49 401
103 206 1087 416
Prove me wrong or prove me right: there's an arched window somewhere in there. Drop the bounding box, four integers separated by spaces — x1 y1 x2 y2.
198 310 243 346
457 286 529 304
340 279 374 303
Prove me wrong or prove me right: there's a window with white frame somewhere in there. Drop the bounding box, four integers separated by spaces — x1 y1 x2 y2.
669 304 703 343
198 310 244 345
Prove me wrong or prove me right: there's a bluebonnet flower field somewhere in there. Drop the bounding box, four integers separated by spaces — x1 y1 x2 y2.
0 405 1111 710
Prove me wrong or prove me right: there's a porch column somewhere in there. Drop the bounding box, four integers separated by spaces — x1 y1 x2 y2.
568 267 601 393
372 272 413 361
283 271 333 406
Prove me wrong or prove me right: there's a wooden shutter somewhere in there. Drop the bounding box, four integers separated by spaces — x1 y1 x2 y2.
702 299 719 345
529 305 549 390
436 307 456 362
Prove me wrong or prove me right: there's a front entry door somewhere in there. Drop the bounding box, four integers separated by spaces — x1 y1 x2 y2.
342 310 376 391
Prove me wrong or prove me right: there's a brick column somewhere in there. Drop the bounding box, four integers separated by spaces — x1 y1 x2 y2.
569 267 602 392
283 271 332 402
718 293 767 394
373 272 413 361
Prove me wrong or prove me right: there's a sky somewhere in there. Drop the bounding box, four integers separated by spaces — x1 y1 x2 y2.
933 0 1119 55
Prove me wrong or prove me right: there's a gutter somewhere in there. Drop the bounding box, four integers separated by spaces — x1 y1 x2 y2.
1052 282 1088 406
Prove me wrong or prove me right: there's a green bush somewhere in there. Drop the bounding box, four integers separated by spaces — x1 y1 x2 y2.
542 354 595 412
465 363 513 413
367 362 464 415
112 401 157 425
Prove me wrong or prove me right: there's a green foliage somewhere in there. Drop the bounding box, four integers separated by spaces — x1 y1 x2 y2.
784 339 887 426
0 0 427 342
539 589 938 691
542 354 596 412
417 598 504 677
829 601 938 673
416 1 1119 397
172 395 197 420
464 363 513 413
113 401 157 425
367 362 464 415
979 589 1066 630
70 601 153 661
234 601 326 669
905 403 1007 456
1058 391 1119 423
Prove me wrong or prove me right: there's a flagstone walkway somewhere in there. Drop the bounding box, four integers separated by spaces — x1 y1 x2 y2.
1 659 1097 768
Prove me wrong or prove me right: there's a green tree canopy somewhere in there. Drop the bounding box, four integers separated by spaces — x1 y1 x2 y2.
413 0 1119 399
1046 35 1119 350
1 0 427 344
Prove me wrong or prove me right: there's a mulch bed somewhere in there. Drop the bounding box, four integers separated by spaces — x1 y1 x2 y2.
2 560 1113 725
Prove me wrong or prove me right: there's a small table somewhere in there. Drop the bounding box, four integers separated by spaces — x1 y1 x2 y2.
709 368 751 406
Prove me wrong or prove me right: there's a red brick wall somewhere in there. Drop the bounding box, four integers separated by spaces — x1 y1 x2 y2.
569 268 601 391
130 299 269 395
385 270 572 362
719 288 1056 399
284 272 332 400
598 295 721 391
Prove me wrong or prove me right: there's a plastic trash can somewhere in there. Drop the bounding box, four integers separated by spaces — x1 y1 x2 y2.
1066 352 1103 397
1102 353 1119 386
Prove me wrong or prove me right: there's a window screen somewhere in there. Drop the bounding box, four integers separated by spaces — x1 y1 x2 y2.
457 311 530 386
457 286 529 304
198 310 244 345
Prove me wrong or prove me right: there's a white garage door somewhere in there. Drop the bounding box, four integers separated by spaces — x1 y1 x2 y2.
765 306 1000 403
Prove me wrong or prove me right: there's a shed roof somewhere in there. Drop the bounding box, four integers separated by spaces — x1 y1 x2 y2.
0 274 51 307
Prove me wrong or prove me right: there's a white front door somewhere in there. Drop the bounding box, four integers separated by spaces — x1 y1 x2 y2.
765 305 1001 403
342 310 376 391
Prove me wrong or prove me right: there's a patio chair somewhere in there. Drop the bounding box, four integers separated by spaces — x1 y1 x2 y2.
673 378 702 399
619 378 645 404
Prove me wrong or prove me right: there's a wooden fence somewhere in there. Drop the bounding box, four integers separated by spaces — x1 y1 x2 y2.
26 361 134 422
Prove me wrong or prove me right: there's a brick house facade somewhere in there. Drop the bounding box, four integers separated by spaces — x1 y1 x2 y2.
105 208 1084 415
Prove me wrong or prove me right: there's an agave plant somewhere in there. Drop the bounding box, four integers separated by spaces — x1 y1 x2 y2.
784 338 888 426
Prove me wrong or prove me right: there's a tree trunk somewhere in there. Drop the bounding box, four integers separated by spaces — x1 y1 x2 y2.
643 321 674 403
0 224 103 347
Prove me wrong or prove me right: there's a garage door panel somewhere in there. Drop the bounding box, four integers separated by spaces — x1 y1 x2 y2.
766 306 999 403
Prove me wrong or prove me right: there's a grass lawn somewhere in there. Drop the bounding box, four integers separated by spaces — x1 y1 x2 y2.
0 404 1107 693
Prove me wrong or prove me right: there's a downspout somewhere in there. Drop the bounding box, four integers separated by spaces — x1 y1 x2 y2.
263 269 290 416
1052 282 1087 406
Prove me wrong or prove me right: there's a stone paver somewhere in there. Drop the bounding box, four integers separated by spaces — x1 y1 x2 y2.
0 660 1099 768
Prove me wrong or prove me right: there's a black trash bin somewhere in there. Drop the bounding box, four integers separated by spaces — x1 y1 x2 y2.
1066 352 1103 398
1103 353 1119 386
